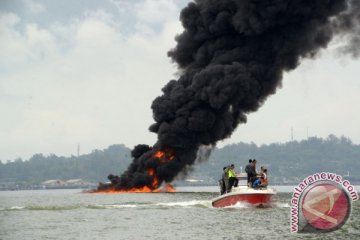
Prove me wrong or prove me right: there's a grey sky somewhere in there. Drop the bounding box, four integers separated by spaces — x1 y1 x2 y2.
1 0 359 161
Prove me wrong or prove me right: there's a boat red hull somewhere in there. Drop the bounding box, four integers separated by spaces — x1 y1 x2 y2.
212 193 273 208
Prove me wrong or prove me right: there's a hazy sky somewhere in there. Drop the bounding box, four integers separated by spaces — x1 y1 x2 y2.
1 0 359 161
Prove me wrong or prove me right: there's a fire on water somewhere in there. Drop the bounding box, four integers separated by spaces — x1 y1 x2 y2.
92 183 175 194
91 149 176 194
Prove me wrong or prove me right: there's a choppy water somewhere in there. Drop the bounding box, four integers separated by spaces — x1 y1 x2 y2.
0 188 359 240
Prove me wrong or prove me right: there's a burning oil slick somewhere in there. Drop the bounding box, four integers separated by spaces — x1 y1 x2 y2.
96 0 360 193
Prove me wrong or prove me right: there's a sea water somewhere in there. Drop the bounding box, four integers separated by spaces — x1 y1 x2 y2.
0 187 359 240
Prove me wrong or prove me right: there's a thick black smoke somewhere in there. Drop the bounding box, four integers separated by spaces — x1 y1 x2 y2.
98 0 360 191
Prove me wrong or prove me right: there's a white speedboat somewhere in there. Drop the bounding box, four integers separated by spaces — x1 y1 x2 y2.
212 173 276 208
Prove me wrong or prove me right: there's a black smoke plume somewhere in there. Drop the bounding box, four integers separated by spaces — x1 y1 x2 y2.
97 0 360 191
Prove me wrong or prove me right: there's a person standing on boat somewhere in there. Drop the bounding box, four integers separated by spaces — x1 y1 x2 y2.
249 159 258 186
219 166 228 195
223 166 231 193
244 159 253 186
228 164 238 191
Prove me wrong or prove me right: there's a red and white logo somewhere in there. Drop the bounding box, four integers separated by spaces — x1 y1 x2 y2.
300 182 351 232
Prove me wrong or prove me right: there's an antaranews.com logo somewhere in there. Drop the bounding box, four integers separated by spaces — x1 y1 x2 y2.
290 172 359 233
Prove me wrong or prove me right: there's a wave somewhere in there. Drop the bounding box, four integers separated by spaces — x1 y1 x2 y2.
271 202 291 208
1 202 210 211
1 205 81 211
155 200 211 208
85 200 212 209
1 206 26 211
223 202 254 209
1 200 289 211
87 204 138 209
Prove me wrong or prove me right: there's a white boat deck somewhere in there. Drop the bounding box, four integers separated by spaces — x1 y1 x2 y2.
230 185 276 195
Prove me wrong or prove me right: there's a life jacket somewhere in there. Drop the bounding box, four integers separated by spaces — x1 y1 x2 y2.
228 169 236 178
261 173 268 186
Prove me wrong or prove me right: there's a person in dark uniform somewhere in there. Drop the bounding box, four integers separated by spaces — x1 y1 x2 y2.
249 159 258 187
245 159 253 186
219 166 228 195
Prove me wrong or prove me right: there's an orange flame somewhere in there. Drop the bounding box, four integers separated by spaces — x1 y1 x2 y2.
91 171 176 194
148 168 159 188
153 148 175 163
165 183 175 192
91 149 177 194
92 184 176 194
93 185 156 193
153 151 165 159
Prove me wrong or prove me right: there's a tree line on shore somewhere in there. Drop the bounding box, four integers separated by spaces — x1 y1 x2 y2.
0 135 359 188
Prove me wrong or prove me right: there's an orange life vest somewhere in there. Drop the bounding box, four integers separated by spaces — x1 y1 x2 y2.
261 173 268 186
